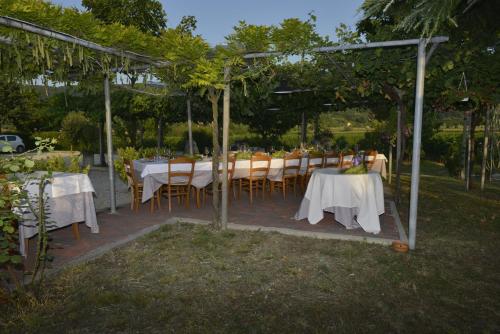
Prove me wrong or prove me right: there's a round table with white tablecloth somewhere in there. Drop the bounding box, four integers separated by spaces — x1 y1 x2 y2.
294 168 385 234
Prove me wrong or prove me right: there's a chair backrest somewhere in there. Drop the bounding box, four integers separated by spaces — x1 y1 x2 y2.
307 152 324 174
364 149 378 167
341 150 355 168
123 159 138 186
282 151 302 178
250 154 271 179
168 157 195 186
218 155 236 181
253 151 268 157
323 151 341 168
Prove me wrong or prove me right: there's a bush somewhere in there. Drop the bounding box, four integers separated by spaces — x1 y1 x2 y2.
61 112 98 152
444 139 462 177
114 147 140 182
33 131 64 149
33 155 90 174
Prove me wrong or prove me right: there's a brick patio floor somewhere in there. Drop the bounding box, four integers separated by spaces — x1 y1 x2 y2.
22 187 402 272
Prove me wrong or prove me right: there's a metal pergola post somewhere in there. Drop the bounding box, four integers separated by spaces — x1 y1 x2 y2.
187 94 194 155
237 36 448 250
104 73 116 213
221 66 231 229
408 39 427 250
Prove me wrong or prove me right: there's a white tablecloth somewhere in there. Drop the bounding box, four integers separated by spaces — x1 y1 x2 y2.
18 172 99 256
370 154 387 179
135 155 387 203
294 168 385 234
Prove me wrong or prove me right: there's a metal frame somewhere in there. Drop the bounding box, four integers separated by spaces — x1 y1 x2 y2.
221 36 448 250
0 13 449 249
0 15 170 214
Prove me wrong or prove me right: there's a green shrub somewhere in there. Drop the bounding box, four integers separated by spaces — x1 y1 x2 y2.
33 131 64 149
271 150 287 158
61 111 98 152
444 139 462 177
33 155 89 174
114 147 140 182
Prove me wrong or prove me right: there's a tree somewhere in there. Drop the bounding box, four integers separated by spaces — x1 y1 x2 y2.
360 0 500 190
82 0 167 36
61 111 96 152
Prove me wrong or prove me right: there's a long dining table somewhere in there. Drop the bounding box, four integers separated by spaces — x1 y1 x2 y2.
134 154 387 203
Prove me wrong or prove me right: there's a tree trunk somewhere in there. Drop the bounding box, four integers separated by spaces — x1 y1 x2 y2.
209 88 221 229
395 100 406 204
156 114 164 151
480 106 491 191
98 119 106 166
138 123 145 148
313 113 320 141
383 84 406 205
300 111 307 148
467 110 479 189
461 113 469 180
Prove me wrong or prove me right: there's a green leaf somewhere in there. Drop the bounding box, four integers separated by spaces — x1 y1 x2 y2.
24 159 35 168
1 146 12 153
9 164 20 172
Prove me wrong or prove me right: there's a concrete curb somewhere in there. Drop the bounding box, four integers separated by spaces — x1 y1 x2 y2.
45 215 398 278
390 200 408 243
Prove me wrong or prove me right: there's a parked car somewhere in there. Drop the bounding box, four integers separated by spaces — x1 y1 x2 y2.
0 134 25 153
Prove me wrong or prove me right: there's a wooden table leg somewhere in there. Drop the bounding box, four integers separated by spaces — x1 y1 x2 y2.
24 238 29 257
72 223 80 240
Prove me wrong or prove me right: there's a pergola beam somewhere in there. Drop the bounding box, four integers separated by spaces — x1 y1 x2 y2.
243 36 448 58
232 35 448 250
0 15 172 214
0 16 169 68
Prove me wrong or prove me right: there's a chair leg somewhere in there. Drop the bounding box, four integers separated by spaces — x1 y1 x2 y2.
196 188 201 208
262 180 266 199
168 186 172 212
249 180 253 204
150 194 155 213
186 187 190 209
238 179 242 199
270 181 274 195
282 179 286 199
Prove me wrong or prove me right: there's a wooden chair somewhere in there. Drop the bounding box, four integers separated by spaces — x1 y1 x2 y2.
364 150 378 169
158 157 195 212
253 151 268 157
124 159 152 212
341 150 355 168
270 151 301 199
239 154 271 204
300 152 324 190
203 156 236 206
323 151 342 168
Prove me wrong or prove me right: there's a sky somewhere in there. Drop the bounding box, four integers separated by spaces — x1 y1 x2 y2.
50 0 364 46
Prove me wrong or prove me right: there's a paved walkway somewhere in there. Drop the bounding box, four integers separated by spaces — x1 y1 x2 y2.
19 167 405 274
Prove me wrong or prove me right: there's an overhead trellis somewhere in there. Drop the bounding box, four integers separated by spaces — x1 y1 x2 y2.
0 12 173 213
0 16 168 85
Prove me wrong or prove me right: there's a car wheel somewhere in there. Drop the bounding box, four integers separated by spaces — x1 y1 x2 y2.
16 145 25 153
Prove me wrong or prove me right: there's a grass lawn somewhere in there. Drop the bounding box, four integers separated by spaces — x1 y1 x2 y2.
1 162 499 333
